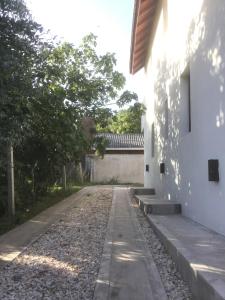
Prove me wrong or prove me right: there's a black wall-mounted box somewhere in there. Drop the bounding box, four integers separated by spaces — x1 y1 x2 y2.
160 163 165 174
208 159 219 182
146 164 149 172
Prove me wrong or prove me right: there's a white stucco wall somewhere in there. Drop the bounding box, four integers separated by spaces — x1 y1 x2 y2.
90 154 144 184
143 0 225 235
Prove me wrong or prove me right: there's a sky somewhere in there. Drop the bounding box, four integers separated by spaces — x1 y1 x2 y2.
25 0 143 99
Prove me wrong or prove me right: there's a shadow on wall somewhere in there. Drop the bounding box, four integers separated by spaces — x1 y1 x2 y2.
152 0 225 209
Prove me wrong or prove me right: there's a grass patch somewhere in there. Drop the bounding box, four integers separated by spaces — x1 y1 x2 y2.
0 185 82 236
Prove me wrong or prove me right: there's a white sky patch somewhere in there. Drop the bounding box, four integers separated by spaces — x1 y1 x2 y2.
25 0 144 100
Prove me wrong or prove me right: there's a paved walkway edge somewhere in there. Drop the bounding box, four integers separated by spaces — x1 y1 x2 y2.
146 214 225 300
93 188 115 300
93 187 168 300
0 187 87 265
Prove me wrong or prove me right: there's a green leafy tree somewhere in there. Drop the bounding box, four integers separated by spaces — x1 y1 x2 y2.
97 103 145 134
116 91 138 108
0 0 138 211
94 136 109 158
0 0 43 144
26 34 129 158
15 34 137 198
0 0 45 212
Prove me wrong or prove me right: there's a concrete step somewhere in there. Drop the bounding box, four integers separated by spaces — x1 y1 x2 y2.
135 195 158 210
135 195 181 215
130 187 156 196
146 214 225 300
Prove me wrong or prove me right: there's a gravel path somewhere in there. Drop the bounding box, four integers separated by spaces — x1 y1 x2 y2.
0 187 112 300
131 198 193 300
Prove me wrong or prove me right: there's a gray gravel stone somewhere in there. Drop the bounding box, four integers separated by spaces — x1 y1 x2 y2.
0 188 112 300
132 198 193 300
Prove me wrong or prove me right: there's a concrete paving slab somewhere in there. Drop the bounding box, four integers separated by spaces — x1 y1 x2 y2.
147 214 225 300
130 187 155 196
0 187 89 265
135 195 181 215
94 187 167 300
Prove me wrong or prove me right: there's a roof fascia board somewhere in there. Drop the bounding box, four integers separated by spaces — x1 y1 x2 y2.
130 0 163 74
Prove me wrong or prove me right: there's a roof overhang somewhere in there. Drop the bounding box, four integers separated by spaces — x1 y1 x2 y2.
88 149 144 155
130 0 161 74
106 147 144 151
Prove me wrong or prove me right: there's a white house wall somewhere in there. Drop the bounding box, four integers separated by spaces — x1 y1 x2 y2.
144 0 225 235
91 154 144 184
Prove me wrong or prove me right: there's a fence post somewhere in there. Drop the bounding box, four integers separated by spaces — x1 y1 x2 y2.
7 142 15 222
62 165 67 190
79 162 84 184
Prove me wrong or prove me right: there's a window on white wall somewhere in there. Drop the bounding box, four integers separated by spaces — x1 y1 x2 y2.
181 66 191 133
151 123 155 157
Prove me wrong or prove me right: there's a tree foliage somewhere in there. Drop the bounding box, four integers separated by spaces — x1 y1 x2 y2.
97 103 145 134
0 0 43 144
0 0 138 212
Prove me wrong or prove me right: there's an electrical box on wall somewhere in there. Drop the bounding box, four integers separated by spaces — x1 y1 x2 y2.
160 163 165 174
146 164 149 172
208 159 219 182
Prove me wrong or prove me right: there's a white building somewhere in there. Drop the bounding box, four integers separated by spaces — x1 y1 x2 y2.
130 0 225 236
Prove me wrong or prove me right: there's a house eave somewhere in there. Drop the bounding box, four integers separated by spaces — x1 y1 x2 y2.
106 147 144 151
130 0 161 74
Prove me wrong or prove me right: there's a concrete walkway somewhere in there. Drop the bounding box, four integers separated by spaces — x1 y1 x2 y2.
94 187 167 300
148 214 225 300
0 187 88 264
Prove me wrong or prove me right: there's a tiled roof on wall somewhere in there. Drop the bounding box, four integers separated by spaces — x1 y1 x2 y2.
97 133 144 149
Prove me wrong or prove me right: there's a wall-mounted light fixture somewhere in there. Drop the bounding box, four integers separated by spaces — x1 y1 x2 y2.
146 164 149 172
160 163 165 174
208 159 219 182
